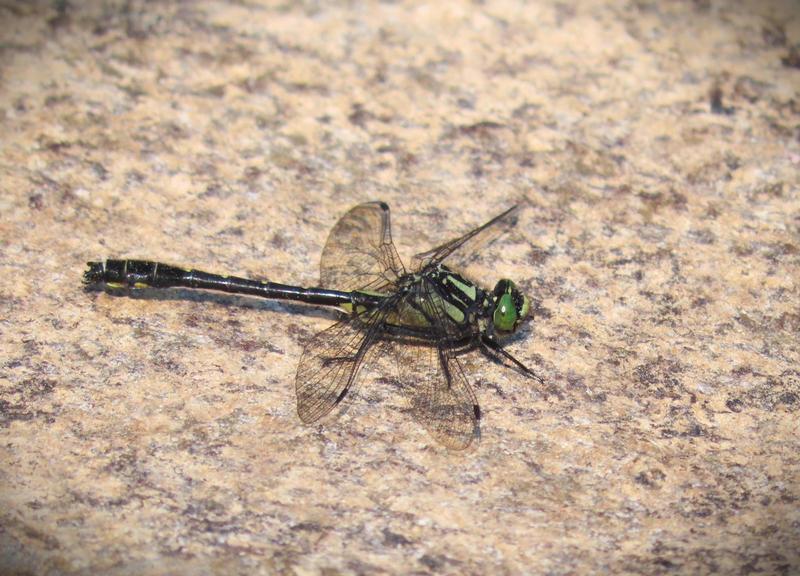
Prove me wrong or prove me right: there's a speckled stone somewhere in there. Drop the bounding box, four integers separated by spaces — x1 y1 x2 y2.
1 1 799 574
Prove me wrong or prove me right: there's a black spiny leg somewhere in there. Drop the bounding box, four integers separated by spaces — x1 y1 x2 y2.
438 344 453 390
479 335 543 384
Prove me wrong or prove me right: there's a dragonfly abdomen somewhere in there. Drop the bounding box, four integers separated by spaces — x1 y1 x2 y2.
84 259 189 289
83 259 371 308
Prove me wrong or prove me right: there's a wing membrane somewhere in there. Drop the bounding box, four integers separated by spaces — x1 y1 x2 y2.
295 308 387 424
412 205 519 270
390 337 479 450
320 201 405 291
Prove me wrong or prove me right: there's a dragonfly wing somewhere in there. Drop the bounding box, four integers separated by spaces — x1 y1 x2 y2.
412 205 519 270
320 201 405 292
390 279 480 450
391 337 480 450
295 309 386 424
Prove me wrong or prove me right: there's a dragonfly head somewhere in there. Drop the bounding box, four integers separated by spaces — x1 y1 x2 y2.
490 279 530 333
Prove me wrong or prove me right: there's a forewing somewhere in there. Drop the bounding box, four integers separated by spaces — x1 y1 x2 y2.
412 205 519 270
320 201 405 291
295 310 383 424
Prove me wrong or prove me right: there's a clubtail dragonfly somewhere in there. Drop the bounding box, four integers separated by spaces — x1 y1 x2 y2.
84 202 541 449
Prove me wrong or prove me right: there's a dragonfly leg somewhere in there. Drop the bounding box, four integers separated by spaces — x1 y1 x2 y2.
479 335 543 384
437 343 454 389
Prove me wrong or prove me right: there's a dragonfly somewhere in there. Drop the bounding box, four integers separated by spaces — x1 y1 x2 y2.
83 202 541 449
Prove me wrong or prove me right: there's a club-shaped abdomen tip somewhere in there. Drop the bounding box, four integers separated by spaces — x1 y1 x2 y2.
83 261 106 285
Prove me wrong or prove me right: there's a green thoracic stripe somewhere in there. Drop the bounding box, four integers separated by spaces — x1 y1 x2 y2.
430 270 478 326
440 297 466 323
444 273 477 303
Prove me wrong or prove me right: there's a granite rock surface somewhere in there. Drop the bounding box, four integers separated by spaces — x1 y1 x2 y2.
1 1 799 574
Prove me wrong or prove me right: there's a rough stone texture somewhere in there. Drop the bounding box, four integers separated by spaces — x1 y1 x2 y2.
1 1 798 574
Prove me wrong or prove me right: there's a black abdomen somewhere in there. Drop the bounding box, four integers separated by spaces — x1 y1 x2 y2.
83 259 189 288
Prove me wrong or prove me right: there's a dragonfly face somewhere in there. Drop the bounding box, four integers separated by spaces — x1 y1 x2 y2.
489 279 530 333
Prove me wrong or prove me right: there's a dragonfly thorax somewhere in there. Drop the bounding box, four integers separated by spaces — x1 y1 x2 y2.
407 265 530 336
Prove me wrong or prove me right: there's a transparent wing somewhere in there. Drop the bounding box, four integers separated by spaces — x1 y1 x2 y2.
389 280 480 450
390 336 480 451
412 205 519 270
320 201 405 291
295 308 387 424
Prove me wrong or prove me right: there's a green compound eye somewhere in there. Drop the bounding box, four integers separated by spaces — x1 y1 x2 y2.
493 293 518 331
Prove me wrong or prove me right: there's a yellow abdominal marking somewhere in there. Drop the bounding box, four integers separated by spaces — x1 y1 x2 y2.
340 303 370 315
